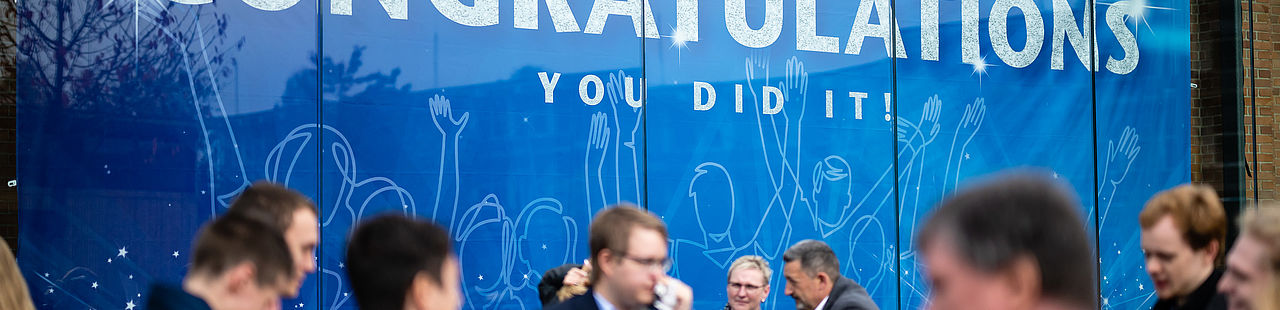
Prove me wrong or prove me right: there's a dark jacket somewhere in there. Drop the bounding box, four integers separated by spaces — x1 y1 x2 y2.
1152 268 1228 310
146 283 211 310
540 264 585 307
545 289 601 310
545 289 663 310
822 275 878 310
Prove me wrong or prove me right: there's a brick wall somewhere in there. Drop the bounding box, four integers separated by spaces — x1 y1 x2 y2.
1240 0 1279 202
1189 0 1277 204
0 0 17 255
1191 0 1228 195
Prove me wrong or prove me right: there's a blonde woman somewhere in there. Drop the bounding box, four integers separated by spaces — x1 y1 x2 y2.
0 238 35 310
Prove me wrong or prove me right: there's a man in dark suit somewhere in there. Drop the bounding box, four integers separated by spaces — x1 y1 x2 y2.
781 240 878 310
547 205 693 310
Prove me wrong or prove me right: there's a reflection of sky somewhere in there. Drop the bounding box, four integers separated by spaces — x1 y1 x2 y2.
216 2 317 115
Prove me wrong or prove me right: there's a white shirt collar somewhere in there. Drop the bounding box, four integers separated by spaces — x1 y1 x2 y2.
813 296 830 310
593 290 618 310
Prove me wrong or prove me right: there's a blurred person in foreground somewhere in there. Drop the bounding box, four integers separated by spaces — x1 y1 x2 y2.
225 181 319 298
0 238 34 310
1218 206 1280 310
346 214 462 310
917 173 1096 310
148 213 295 310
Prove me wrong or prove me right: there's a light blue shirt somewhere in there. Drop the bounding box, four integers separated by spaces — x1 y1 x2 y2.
593 291 618 310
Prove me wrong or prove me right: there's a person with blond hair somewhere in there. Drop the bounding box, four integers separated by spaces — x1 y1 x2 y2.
724 255 771 310
1140 184 1228 310
1218 206 1280 310
0 239 35 310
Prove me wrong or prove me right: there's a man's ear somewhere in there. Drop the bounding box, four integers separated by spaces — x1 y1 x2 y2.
225 263 258 295
1003 255 1042 309
597 250 616 278
406 272 440 310
816 272 832 290
1203 240 1222 265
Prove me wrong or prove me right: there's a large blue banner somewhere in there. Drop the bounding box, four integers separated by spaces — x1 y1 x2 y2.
15 0 1188 309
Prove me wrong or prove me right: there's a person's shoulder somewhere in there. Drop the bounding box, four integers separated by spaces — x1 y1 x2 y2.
829 277 878 310
146 283 211 310
544 291 598 310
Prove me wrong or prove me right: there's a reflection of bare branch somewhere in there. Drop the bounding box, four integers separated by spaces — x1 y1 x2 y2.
2 0 15 86
18 0 241 119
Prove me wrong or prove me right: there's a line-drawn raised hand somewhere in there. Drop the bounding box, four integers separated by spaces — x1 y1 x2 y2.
430 94 470 136
1104 126 1141 186
919 95 942 144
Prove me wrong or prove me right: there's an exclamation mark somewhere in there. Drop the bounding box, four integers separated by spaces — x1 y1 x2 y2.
883 93 892 121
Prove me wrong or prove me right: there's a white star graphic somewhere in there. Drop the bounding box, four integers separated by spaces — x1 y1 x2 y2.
107 258 113 263
91 282 98 289
338 262 344 268
128 274 134 280
125 300 136 310
478 275 484 281
47 288 53 294
523 274 529 279
964 153 971 159
1139 284 1144 290
43 273 49 277
541 244 547 250
117 247 128 258
970 55 992 78
172 251 180 258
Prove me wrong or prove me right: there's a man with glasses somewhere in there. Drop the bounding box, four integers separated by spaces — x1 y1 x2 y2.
548 205 694 310
724 255 771 310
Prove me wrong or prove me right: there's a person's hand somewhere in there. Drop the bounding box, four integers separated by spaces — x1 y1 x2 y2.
563 267 588 287
660 276 694 310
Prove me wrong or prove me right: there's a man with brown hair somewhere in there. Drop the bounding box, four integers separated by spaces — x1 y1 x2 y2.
148 213 296 310
548 205 694 310
225 181 320 297
1140 184 1228 310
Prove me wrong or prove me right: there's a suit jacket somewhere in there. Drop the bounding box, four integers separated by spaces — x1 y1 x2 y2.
822 276 879 310
545 289 601 310
146 283 212 310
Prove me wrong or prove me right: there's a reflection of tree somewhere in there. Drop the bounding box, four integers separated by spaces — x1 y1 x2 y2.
2 0 14 86
16 0 243 196
284 46 413 105
17 0 240 118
